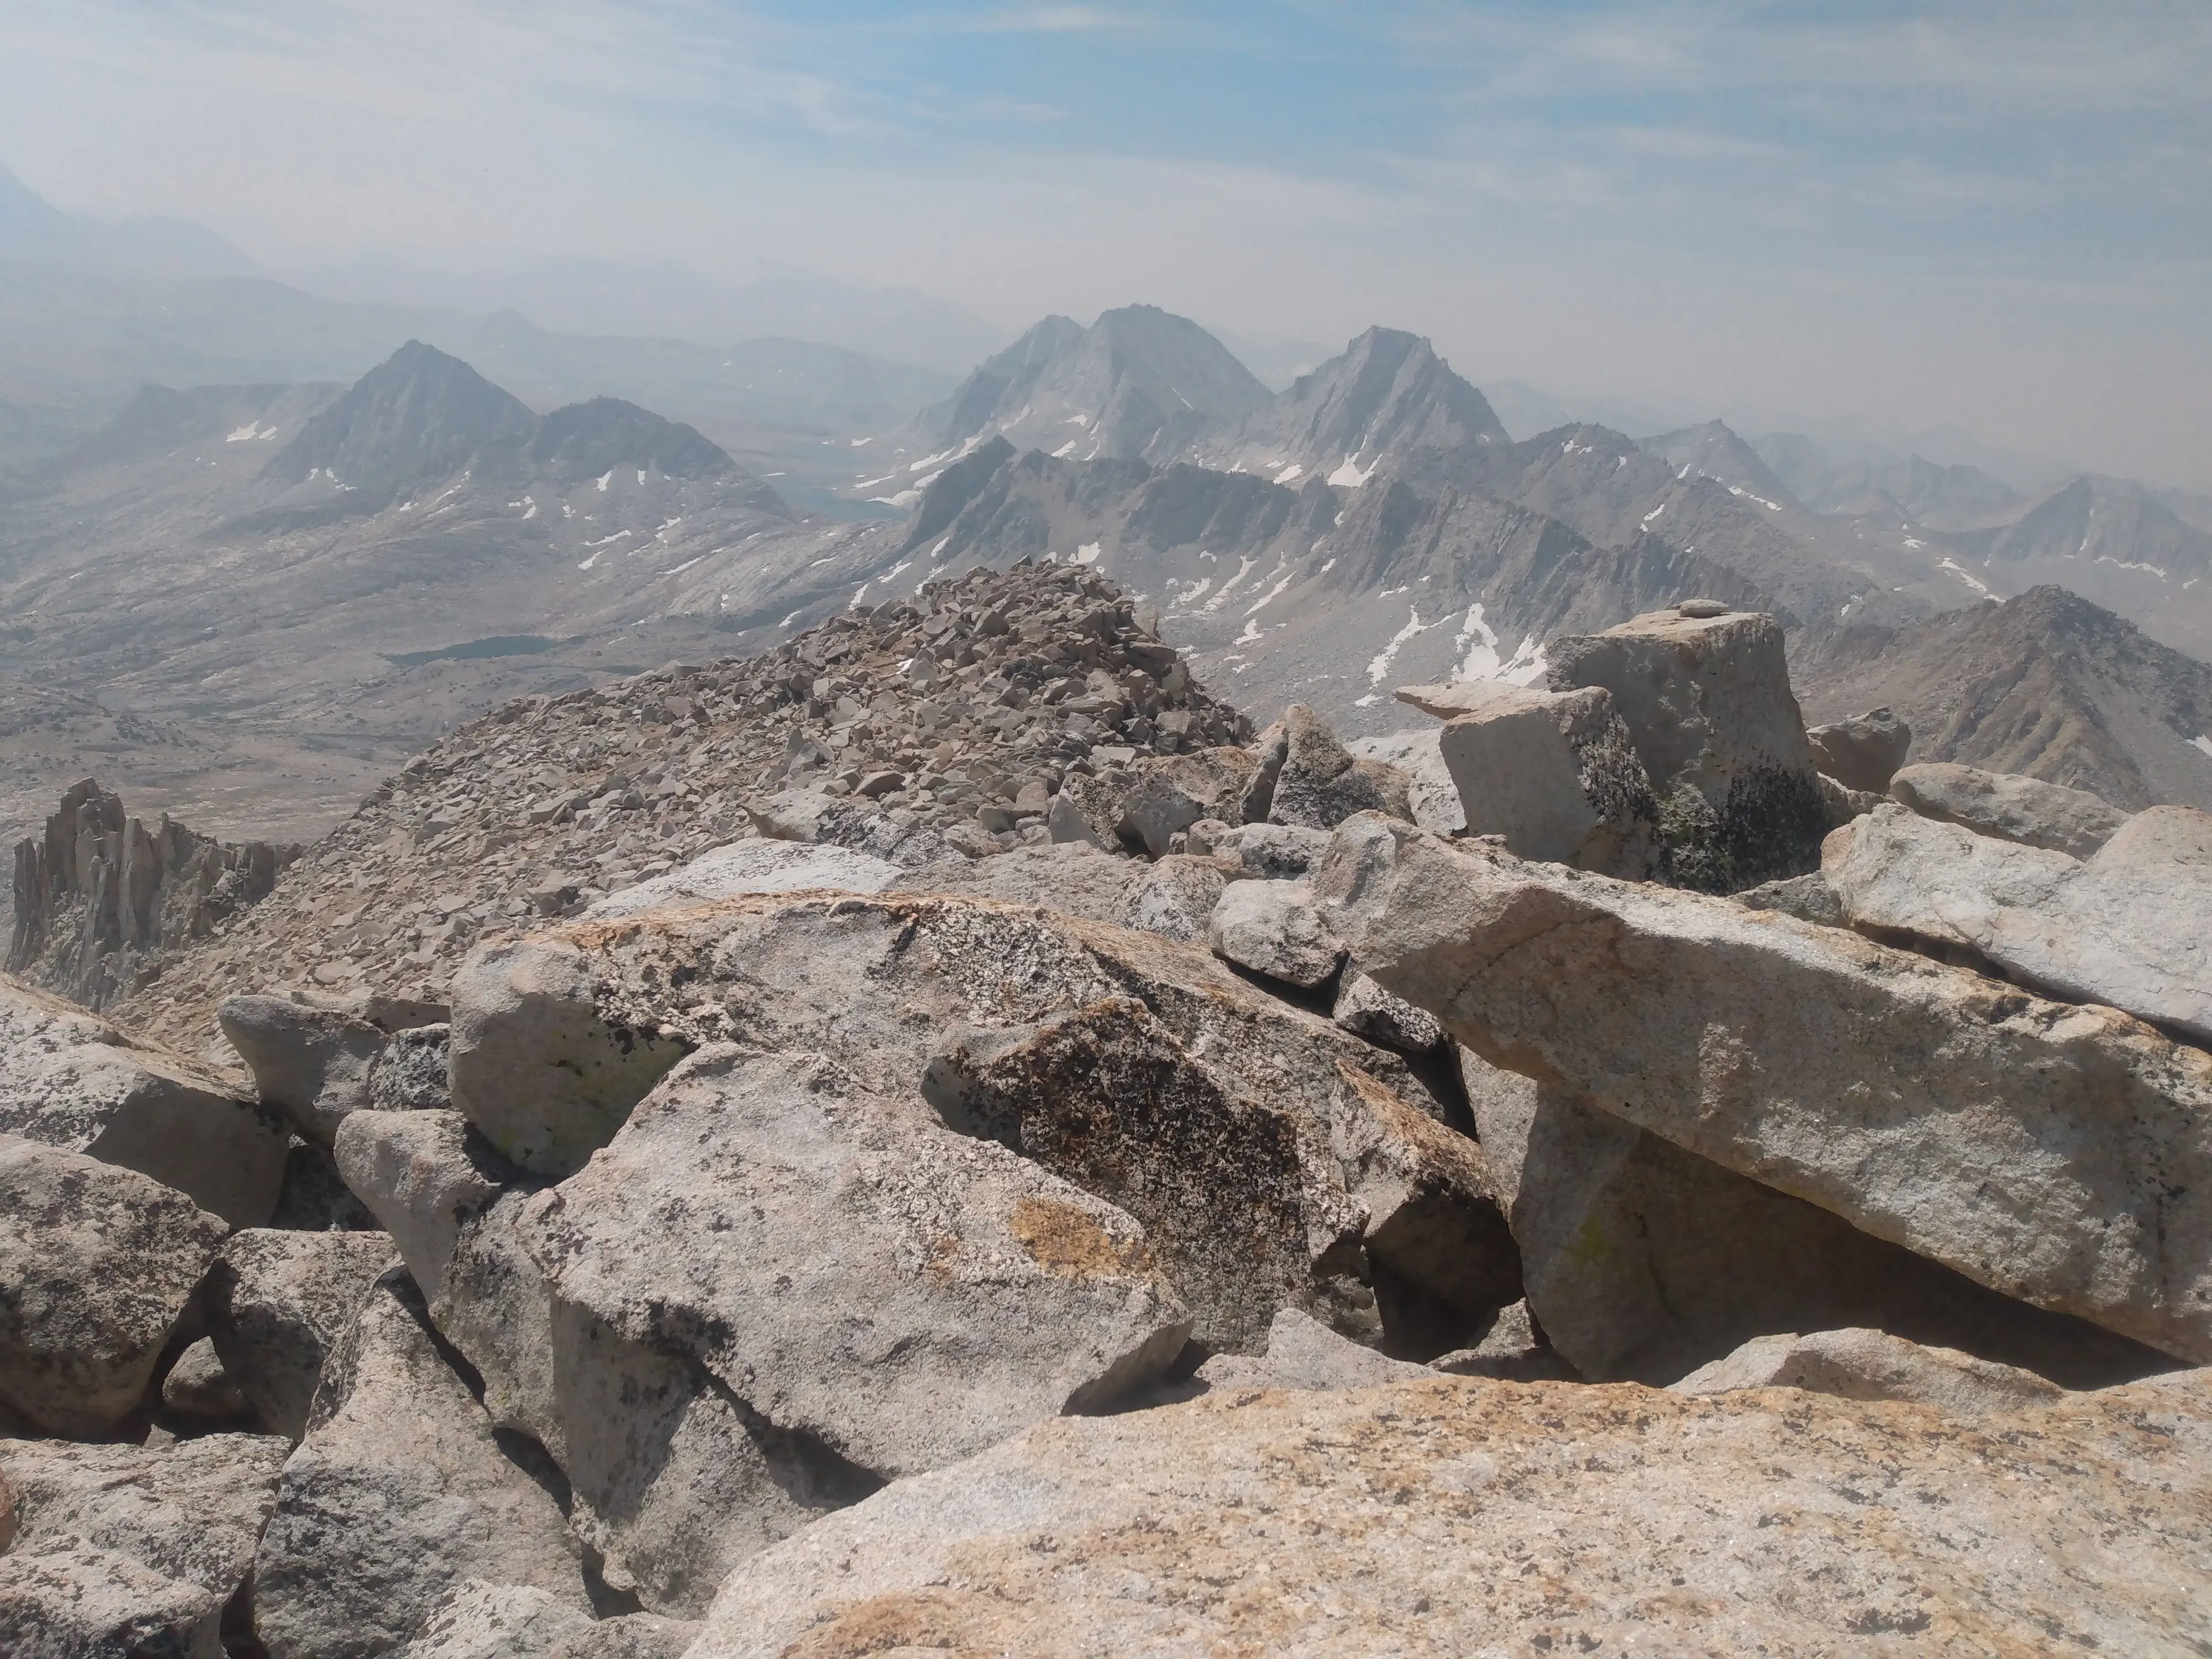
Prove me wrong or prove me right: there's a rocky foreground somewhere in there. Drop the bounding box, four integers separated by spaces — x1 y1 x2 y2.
2 563 2209 1656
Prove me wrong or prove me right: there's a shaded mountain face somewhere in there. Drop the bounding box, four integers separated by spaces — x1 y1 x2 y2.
527 396 736 484
1752 435 2022 529
57 382 343 472
262 339 538 504
1801 586 2212 812
1179 327 1513 494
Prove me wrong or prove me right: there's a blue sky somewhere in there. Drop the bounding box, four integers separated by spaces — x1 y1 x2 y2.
2 1 2208 484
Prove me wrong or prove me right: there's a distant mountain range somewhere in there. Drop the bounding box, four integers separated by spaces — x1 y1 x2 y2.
2 285 2209 847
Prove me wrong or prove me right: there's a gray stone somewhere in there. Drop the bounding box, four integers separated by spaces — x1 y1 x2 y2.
206 1228 400 1440
1889 760 2130 858
1347 728 1463 835
0 1432 289 1658
1207 878 1344 988
1403 681 1658 876
1669 1327 2066 1420
267 1136 380 1232
1320 814 2212 1365
366 1024 450 1113
393 1581 590 1659
1331 969 1441 1054
159 1338 245 1422
1827 803 2212 1047
681 1371 2212 1657
0 1138 229 1435
0 971 285 1228
1805 706 1912 793
1544 607 1827 891
523 1044 1190 1480
1046 791 1103 847
218 995 385 1146
253 1273 589 1659
1733 870 1844 926
1199 821 1332 881
1192 1307 1429 1392
1123 855 1226 942
547 1300 870 1618
1458 1055 2156 1387
742 789 838 843
472 892 1471 1357
1267 704 1412 831
1115 748 1260 856
447 940 689 1178
580 839 902 920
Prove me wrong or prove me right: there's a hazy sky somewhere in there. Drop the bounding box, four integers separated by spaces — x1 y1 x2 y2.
3 1 2208 487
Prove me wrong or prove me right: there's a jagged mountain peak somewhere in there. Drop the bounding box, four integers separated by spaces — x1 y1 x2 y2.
261 340 537 501
1640 419 1800 514
1184 325 1513 493
895 304 1269 476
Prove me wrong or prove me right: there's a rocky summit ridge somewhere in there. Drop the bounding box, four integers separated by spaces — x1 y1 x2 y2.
4 560 2212 1651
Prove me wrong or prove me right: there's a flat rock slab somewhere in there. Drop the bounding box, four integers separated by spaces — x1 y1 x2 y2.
1321 814 2212 1363
0 971 283 1227
687 1370 2212 1657
1829 802 2212 1046
1891 760 2130 858
580 839 903 919
524 1045 1190 1479
1670 1326 2065 1420
0 1137 229 1435
1460 1052 2164 1388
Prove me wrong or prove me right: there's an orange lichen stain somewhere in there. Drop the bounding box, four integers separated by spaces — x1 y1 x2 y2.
1009 1194 1150 1281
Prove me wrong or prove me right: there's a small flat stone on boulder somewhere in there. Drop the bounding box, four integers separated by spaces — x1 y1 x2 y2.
1889 760 2129 858
1670 1326 2067 1420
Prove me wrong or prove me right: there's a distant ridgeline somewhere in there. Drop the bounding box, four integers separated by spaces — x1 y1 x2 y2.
9 778 299 1011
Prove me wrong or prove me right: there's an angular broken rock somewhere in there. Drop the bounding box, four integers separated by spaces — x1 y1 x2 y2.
0 1138 230 1435
1889 760 2130 859
1207 878 1345 989
523 1044 1190 1479
1805 706 1911 793
253 1272 589 1659
1458 1050 2165 1387
1400 680 1659 876
1122 854 1226 942
454 892 1475 1359
1200 821 1331 881
448 940 690 1177
0 1431 290 1659
218 994 387 1146
579 839 902 921
1669 1327 2065 1421
1827 802 2212 1047
205 1227 400 1440
1427 1298 1576 1381
1544 607 1827 890
1347 728 1464 835
1331 969 1441 1054
684 1370 2212 1657
160 1336 247 1421
1191 1306 1430 1393
1115 747 1260 856
549 1299 875 1618
0 971 285 1228
1266 703 1412 831
1320 813 2212 1363
367 1022 450 1113
546 1615 700 1659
